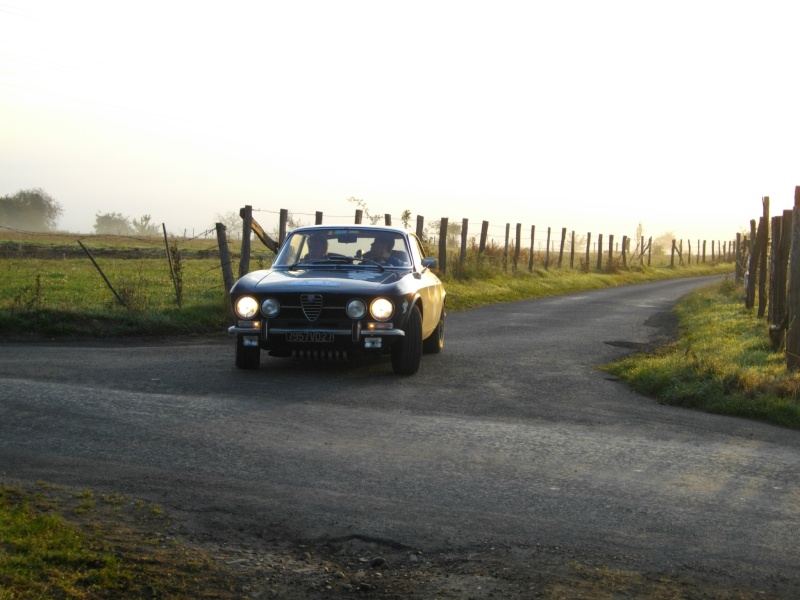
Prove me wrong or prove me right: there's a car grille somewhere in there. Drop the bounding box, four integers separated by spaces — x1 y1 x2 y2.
300 294 323 322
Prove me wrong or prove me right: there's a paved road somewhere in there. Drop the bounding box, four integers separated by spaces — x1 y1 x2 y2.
1 275 798 591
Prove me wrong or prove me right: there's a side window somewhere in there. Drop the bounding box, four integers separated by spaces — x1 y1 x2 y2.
408 234 425 269
275 234 303 266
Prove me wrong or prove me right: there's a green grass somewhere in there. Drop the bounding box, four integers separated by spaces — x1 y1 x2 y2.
0 229 734 337
604 277 800 429
0 230 276 337
0 483 238 599
0 254 258 337
441 263 732 310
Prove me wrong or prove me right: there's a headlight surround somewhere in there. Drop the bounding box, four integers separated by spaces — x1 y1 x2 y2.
261 298 280 318
370 297 394 321
346 299 367 319
234 296 259 319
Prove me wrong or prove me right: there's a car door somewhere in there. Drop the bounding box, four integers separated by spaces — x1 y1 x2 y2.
409 234 444 338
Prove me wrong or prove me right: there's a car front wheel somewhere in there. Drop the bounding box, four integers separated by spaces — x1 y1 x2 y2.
422 306 445 354
235 334 261 369
391 305 422 375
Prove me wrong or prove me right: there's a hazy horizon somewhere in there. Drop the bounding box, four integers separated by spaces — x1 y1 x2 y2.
3 1 798 245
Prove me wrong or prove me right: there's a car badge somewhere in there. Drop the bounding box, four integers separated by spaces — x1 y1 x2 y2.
301 294 323 322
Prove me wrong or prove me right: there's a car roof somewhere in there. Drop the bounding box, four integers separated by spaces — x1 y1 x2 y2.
290 225 410 236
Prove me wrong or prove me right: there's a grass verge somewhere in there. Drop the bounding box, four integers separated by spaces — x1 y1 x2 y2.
441 263 732 311
0 482 238 599
603 277 800 429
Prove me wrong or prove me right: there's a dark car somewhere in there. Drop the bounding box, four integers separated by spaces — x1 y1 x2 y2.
228 225 446 375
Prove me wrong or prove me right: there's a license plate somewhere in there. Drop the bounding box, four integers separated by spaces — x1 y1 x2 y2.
286 332 334 343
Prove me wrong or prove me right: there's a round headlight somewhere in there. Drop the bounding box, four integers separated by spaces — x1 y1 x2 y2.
261 298 280 318
370 298 394 321
346 299 367 319
234 296 259 319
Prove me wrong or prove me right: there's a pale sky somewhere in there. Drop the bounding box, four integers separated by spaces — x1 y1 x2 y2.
2 0 798 244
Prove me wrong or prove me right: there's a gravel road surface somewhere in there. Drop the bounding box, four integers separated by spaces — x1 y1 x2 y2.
1 275 798 597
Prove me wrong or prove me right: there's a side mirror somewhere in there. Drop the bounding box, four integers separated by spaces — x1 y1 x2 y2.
421 257 438 271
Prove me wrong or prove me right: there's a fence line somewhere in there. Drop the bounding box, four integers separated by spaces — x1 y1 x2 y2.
234 205 737 277
732 189 800 373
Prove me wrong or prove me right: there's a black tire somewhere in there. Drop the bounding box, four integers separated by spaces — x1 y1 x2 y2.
423 306 445 354
235 334 261 369
391 305 422 375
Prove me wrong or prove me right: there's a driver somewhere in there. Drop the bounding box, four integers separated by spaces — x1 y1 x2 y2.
303 234 328 261
363 234 401 266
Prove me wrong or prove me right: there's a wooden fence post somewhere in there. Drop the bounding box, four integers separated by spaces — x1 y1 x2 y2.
769 214 782 347
460 218 469 265
786 188 800 370
77 240 125 306
162 223 181 306
757 197 770 318
639 236 645 266
239 205 252 277
768 216 780 324
315 211 323 225
735 233 742 282
278 209 288 249
544 227 551 270
771 210 794 349
557 227 566 268
384 213 392 226
621 235 628 269
585 233 591 271
354 209 363 224
216 223 234 293
439 218 448 275
607 235 614 271
479 221 489 255
504 223 510 272
756 217 769 318
416 215 425 239
513 223 522 271
596 234 603 271
570 231 575 269
528 225 535 271
746 222 758 308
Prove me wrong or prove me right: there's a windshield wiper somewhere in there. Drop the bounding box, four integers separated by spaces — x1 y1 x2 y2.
353 257 385 272
288 255 385 272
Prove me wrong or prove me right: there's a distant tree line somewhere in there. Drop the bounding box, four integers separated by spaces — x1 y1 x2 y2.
0 187 165 236
93 212 160 236
0 188 63 231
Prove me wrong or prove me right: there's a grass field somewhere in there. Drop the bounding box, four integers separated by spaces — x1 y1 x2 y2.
0 229 735 337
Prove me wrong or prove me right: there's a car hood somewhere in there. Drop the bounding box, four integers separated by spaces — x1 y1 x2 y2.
240 267 405 293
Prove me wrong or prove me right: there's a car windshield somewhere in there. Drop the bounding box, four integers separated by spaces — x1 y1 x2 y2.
273 229 411 268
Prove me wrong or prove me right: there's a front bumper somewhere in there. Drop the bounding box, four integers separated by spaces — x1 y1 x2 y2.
228 320 405 349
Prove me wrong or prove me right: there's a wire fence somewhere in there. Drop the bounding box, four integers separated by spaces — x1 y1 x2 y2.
0 225 231 312
240 206 737 275
1 203 738 314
